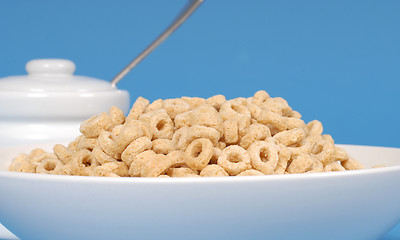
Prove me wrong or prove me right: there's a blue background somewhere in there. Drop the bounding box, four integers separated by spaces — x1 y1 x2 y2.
0 0 399 239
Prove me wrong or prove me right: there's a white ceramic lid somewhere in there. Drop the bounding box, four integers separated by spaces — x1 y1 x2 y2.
0 59 130 119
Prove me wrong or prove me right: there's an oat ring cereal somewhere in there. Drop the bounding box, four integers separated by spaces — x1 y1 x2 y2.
217 145 251 176
9 90 365 177
247 141 279 175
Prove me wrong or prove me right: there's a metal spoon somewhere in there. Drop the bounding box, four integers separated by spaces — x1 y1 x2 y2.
111 0 204 87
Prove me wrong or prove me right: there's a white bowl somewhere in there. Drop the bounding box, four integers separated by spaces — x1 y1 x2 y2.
0 144 399 240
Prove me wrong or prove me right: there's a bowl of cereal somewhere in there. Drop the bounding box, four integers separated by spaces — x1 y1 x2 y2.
1 91 400 240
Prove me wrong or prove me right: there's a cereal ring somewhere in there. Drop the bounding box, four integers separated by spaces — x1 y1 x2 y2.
306 120 323 136
145 99 164 113
167 150 186 167
223 119 239 144
341 158 364 170
8 154 36 173
325 162 346 172
210 147 222 164
163 98 190 119
111 124 124 136
206 94 226 110
217 145 251 176
248 141 279 175
187 125 221 146
239 123 271 149
286 154 317 174
166 167 199 177
109 106 125 125
141 154 172 177
114 122 144 155
128 120 152 139
79 112 113 138
273 128 306 147
219 100 251 123
274 143 292 175
152 139 175 155
174 111 191 129
184 138 214 171
181 96 206 109
172 127 190 150
53 144 72 164
263 97 291 115
248 103 263 120
140 109 174 140
189 105 223 134
311 135 336 166
256 110 287 135
200 164 229 177
98 131 119 159
76 135 98 151
68 150 99 176
334 146 349 162
92 146 118 164
237 169 264 176
36 158 64 175
285 117 305 130
216 141 226 150
121 136 152 166
252 90 270 106
126 97 150 122
93 161 129 177
129 150 156 177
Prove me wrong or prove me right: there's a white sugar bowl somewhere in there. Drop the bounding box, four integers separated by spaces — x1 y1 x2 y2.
0 59 130 147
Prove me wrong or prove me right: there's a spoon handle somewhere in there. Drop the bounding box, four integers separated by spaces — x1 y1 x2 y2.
111 0 204 87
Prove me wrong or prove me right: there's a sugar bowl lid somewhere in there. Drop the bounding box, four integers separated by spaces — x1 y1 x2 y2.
0 59 130 119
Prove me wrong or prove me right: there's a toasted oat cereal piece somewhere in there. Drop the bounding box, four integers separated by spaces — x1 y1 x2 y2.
92 146 118 164
172 127 190 150
273 128 306 147
114 122 144 155
248 141 279 175
36 158 64 175
68 149 100 176
139 109 174 140
184 138 214 171
98 131 119 159
341 157 364 170
174 111 191 129
311 135 336 166
167 150 186 167
167 167 199 177
239 123 271 149
210 147 222 164
8 154 36 173
141 154 172 177
237 169 264 176
306 120 323 136
111 124 124 136
325 162 346 172
286 154 317 174
53 144 72 164
76 135 98 151
186 125 221 146
181 96 206 110
93 161 129 177
145 99 164 113
129 150 156 177
80 112 113 138
223 119 239 144
126 97 150 122
219 100 251 135
206 94 226 110
189 105 223 134
334 146 349 161
252 90 270 106
152 139 175 155
163 98 190 119
121 136 152 166
274 143 292 175
217 145 251 176
109 106 125 125
200 164 229 177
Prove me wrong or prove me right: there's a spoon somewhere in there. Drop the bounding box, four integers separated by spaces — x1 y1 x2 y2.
111 0 204 87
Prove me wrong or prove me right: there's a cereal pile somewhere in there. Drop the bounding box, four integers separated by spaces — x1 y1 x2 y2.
9 91 364 177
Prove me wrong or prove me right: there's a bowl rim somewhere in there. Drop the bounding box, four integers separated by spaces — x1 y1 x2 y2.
1 144 399 184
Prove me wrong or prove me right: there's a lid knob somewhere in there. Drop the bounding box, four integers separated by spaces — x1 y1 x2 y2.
26 59 76 75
